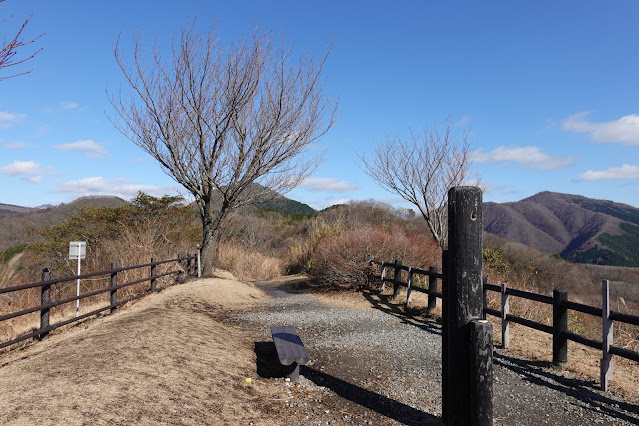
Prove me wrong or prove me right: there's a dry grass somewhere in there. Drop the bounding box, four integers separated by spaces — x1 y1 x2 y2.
216 242 285 281
0 276 291 425
0 259 186 353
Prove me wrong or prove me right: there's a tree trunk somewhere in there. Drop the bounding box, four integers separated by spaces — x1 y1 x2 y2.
199 198 228 277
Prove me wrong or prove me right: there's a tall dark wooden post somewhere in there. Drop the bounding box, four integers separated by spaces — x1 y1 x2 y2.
392 259 403 299
553 289 568 366
150 258 157 292
428 266 438 313
444 186 492 425
110 263 118 314
39 268 52 340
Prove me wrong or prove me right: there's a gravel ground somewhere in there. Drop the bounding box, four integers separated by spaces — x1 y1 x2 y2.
235 281 639 425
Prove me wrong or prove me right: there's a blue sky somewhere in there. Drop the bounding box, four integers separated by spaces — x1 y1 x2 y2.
1 1 638 209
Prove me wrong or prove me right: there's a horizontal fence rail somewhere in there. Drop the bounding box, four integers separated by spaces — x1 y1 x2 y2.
370 258 639 392
0 253 197 351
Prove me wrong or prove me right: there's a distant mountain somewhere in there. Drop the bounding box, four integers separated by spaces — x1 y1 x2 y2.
484 191 639 267
252 196 315 216
219 183 316 216
0 203 37 215
0 196 127 252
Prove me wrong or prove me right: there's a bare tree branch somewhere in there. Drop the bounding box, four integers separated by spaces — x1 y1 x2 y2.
358 118 479 248
0 0 43 81
108 21 338 275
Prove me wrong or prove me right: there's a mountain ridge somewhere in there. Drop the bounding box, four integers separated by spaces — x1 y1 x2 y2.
484 191 639 267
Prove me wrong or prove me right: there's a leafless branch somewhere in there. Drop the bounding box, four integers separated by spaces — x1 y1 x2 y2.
358 118 479 247
108 21 338 275
0 0 43 81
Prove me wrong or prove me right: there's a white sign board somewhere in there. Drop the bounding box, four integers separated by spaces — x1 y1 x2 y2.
69 241 86 259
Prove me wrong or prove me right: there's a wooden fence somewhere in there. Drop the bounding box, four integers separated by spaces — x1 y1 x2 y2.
0 254 197 351
370 258 639 391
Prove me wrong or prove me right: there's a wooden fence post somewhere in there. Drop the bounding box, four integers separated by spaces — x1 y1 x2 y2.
601 279 613 391
470 319 493 424
427 266 438 314
553 289 568 366
150 258 157 292
380 264 387 292
501 283 510 349
39 268 52 340
177 254 183 283
392 259 402 299
444 186 491 425
482 275 488 320
186 254 192 278
110 263 118 314
406 267 414 307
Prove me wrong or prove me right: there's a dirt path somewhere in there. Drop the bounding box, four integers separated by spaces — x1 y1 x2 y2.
0 274 286 425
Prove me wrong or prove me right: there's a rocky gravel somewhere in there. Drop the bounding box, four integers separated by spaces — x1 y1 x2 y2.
235 281 639 425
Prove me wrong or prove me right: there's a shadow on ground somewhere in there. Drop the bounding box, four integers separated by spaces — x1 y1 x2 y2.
494 352 639 423
254 342 299 378
361 289 442 336
301 365 439 426
253 341 439 426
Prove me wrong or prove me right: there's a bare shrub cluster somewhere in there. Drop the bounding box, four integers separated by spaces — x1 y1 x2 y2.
309 224 440 288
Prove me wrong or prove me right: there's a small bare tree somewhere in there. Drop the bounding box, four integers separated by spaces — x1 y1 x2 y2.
358 119 476 247
108 22 337 276
0 0 43 80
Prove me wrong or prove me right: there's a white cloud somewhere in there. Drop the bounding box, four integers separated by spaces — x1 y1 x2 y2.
300 177 359 193
473 146 574 170
56 176 178 199
0 111 25 128
563 112 639 145
0 160 54 183
3 140 27 149
61 101 79 110
55 140 108 158
578 164 639 181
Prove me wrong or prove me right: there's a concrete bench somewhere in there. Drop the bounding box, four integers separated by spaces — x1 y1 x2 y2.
270 325 309 382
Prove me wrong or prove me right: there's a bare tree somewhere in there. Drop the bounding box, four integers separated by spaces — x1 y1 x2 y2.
108 22 337 276
358 119 476 248
0 0 43 81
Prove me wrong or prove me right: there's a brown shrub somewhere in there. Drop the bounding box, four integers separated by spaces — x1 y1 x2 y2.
309 224 440 288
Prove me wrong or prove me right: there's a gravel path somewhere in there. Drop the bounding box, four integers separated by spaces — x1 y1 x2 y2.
236 281 639 425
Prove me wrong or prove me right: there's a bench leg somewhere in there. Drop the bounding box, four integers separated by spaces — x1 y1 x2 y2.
288 362 300 382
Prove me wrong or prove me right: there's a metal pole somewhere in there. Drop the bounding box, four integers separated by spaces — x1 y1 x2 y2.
76 257 81 317
197 245 202 278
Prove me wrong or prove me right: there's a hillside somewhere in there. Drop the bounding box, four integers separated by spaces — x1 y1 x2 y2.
0 203 37 215
484 191 639 267
0 196 128 252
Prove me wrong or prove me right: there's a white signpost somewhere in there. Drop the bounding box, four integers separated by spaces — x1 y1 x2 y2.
69 241 86 318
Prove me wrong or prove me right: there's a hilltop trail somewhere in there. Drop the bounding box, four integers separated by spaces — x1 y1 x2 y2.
0 274 286 425
1 274 639 425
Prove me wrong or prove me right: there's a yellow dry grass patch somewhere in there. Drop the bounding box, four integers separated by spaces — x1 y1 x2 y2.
0 276 286 425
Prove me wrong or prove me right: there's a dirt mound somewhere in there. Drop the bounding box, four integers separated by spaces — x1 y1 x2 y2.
0 277 283 425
